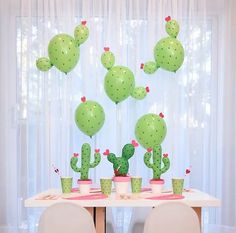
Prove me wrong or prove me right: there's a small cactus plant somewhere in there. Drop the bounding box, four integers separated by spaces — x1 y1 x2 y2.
101 47 149 103
141 16 184 74
70 143 101 180
144 145 170 179
104 140 138 176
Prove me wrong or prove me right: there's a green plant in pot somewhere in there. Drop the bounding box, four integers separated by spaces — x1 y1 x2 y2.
70 143 101 194
103 140 139 194
135 112 170 193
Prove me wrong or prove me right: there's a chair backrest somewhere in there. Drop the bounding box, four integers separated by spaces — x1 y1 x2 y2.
143 202 201 233
38 202 96 233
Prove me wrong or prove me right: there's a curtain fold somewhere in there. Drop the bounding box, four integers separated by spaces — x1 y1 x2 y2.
0 0 235 233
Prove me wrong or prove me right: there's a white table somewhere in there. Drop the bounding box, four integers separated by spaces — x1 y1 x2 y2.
25 189 220 233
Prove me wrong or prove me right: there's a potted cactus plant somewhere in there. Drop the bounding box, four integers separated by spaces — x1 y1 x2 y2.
103 140 138 194
135 112 170 194
70 143 101 194
144 147 170 193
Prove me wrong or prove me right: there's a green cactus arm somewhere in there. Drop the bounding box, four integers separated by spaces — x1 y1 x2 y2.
144 152 154 169
70 156 81 172
161 156 170 174
122 144 135 160
107 153 117 163
143 61 159 74
116 157 129 175
90 152 101 168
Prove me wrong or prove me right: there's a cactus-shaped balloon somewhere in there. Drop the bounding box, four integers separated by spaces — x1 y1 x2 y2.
135 112 166 149
36 21 89 74
144 146 170 179
101 47 149 103
75 96 105 138
70 143 101 180
131 86 150 100
104 140 139 176
141 16 184 74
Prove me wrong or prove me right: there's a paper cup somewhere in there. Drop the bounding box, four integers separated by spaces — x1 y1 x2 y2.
100 177 112 195
172 178 184 195
131 176 142 193
60 177 73 193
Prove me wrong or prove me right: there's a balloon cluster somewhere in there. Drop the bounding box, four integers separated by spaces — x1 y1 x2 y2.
101 47 149 104
141 16 184 74
36 21 89 74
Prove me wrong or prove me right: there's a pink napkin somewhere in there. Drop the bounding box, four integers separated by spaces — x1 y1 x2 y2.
141 187 152 192
146 194 185 200
71 187 101 193
35 194 60 200
63 194 108 200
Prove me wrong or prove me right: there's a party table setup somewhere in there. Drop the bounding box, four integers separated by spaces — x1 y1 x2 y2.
26 16 221 233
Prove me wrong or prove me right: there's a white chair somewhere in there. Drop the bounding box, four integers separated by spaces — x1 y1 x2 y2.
143 202 201 233
38 202 96 233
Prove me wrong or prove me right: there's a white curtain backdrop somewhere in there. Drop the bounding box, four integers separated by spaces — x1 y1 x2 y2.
0 0 236 233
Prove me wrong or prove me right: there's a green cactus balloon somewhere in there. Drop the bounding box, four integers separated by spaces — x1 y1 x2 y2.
101 47 115 69
141 62 158 74
74 21 89 46
36 21 89 74
165 16 179 38
135 113 167 149
141 16 184 74
36 57 52 71
131 86 150 100
102 47 149 103
48 34 79 74
144 145 170 179
75 96 105 137
70 143 101 180
104 140 138 176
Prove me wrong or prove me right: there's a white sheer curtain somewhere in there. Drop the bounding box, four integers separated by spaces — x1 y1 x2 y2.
0 0 236 233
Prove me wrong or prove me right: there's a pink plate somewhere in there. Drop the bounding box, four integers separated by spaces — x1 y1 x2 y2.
63 194 108 200
146 194 185 200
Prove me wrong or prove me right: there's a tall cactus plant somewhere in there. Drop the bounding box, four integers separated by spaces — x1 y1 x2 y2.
104 140 138 176
144 145 170 179
70 143 101 180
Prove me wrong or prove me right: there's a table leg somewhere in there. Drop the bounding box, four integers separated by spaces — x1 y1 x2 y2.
86 207 94 217
193 207 202 231
95 207 106 233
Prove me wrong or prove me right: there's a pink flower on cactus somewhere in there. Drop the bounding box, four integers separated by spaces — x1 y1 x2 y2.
159 112 164 118
103 149 110 156
165 16 171 22
81 96 86 102
147 148 153 152
131 140 139 147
